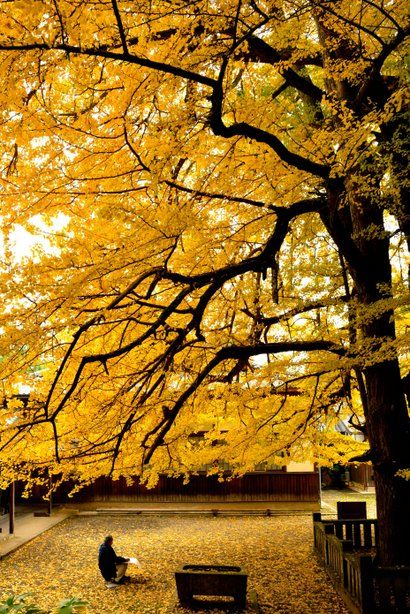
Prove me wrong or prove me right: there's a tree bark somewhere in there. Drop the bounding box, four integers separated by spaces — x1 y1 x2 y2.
322 181 410 565
365 362 410 565
352 191 410 565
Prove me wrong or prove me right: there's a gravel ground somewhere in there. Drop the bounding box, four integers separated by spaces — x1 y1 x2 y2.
0 515 349 614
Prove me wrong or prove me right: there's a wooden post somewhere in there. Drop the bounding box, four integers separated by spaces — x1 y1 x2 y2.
324 523 334 565
341 541 353 590
312 512 322 548
359 555 375 613
342 539 354 552
47 474 52 516
337 501 367 519
9 482 15 535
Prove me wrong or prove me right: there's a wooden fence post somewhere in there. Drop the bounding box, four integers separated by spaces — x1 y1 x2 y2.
324 523 334 565
9 482 15 535
359 555 375 613
47 474 52 516
341 540 353 588
313 513 321 548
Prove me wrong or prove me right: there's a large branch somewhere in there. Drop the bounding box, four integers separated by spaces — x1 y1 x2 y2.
210 64 329 179
0 42 217 88
242 294 349 326
110 0 129 55
48 284 193 421
47 215 291 417
354 26 410 108
163 199 323 286
143 339 344 464
0 39 328 178
43 267 164 415
123 132 278 210
46 199 323 420
245 36 324 102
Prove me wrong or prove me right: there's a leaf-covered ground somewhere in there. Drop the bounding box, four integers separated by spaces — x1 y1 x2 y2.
0 515 349 613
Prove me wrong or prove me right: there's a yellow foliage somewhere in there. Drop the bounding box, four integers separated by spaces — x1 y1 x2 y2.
0 0 408 489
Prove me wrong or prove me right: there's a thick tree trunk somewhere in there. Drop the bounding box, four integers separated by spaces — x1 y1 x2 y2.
354 212 409 566
315 19 409 563
352 198 410 565
322 184 410 565
365 362 410 566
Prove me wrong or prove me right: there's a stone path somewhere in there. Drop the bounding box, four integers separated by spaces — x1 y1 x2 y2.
0 510 74 559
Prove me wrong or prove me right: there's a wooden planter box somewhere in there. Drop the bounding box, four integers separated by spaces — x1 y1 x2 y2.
175 564 247 609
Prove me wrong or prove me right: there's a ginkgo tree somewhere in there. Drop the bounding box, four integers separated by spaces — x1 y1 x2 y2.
0 1 408 565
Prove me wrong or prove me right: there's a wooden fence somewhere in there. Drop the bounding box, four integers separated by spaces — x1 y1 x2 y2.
347 463 374 491
19 471 320 503
330 519 378 549
313 513 410 613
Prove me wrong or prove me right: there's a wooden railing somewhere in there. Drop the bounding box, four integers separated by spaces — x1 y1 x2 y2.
327 534 352 579
313 517 329 562
313 513 378 550
331 519 378 549
343 554 375 612
343 552 362 606
313 514 410 613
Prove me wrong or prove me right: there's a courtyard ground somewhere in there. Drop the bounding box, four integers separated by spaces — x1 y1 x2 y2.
0 514 350 614
321 488 376 518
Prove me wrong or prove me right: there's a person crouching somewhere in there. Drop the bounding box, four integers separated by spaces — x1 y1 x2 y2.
98 535 130 588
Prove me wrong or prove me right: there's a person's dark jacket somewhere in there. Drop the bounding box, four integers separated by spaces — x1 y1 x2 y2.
98 542 128 581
